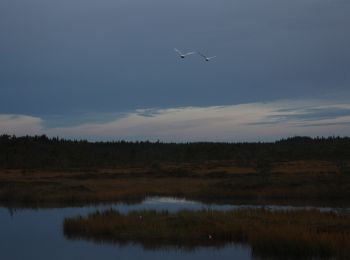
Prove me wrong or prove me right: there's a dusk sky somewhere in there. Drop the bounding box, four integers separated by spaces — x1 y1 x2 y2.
1 0 350 141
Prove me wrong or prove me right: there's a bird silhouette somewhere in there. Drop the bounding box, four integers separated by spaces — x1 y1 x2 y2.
198 52 216 61
174 48 196 59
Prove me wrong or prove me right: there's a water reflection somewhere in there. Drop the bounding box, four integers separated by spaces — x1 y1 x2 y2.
141 197 350 214
3 196 350 217
0 198 252 260
1 197 349 260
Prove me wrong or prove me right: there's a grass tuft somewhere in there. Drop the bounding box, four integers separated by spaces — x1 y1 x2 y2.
64 208 350 258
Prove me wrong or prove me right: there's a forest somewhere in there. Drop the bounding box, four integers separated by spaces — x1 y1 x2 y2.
1 135 350 170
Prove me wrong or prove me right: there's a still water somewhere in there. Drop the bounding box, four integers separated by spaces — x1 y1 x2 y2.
1 197 348 260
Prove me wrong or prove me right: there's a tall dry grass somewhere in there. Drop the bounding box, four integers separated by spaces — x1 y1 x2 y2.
64 208 350 258
1 160 350 207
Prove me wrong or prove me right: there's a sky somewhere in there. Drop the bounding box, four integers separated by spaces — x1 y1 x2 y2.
1 0 350 141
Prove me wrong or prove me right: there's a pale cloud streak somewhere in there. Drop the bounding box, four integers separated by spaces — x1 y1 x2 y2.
1 99 350 141
0 114 43 136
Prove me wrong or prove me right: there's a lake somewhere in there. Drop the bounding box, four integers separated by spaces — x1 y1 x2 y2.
1 197 349 260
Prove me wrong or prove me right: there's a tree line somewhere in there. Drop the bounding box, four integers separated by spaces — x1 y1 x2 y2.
0 135 350 170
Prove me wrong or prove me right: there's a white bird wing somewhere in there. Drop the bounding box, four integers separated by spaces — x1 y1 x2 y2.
174 48 183 55
208 56 216 60
183 51 196 56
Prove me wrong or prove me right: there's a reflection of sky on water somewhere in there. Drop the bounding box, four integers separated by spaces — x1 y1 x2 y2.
141 197 350 214
0 198 251 260
1 197 349 260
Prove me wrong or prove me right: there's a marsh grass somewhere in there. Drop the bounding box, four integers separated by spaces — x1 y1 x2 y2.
1 160 350 207
64 209 350 259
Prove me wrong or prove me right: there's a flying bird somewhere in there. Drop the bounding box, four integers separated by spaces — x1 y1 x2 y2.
174 48 196 59
198 52 216 61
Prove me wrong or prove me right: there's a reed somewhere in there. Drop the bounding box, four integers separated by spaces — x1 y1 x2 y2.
63 208 350 259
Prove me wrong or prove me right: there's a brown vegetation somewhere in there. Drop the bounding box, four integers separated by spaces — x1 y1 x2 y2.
63 208 350 259
0 160 349 207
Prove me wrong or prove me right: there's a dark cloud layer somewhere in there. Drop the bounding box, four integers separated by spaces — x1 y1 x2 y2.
272 107 350 122
1 0 350 142
1 0 350 119
249 106 350 126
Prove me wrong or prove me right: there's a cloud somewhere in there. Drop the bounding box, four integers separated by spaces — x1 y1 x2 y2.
269 107 350 122
0 114 43 136
300 121 350 127
1 99 350 141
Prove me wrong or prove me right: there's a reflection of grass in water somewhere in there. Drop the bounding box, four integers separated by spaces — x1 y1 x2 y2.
64 209 350 259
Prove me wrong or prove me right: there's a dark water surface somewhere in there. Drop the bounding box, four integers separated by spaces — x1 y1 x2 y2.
1 197 349 260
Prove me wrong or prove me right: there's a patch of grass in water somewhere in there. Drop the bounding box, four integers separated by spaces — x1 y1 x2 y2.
63 208 350 259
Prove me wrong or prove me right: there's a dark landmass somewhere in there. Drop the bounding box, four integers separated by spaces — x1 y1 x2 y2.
0 135 349 206
1 135 350 170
